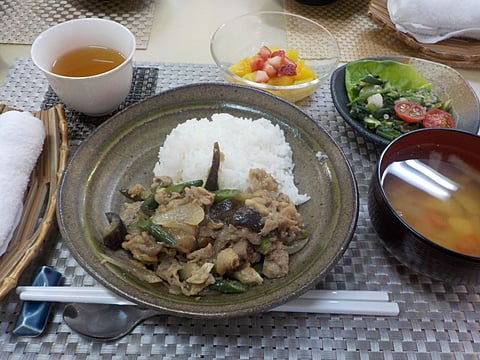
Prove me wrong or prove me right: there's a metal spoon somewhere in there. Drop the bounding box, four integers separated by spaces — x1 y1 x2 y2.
61 290 399 340
63 303 161 341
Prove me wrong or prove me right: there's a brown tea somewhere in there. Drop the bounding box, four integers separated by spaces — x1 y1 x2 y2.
51 45 126 77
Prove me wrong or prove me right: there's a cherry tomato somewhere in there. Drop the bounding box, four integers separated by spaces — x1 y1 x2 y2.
423 108 455 128
394 101 426 123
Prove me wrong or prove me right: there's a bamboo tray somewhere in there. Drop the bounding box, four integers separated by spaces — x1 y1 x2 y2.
0 104 69 299
368 0 480 69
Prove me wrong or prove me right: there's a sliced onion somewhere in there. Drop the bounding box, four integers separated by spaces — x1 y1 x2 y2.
284 237 310 255
152 203 205 226
100 253 163 283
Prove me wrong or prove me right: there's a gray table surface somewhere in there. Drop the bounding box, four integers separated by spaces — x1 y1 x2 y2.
0 58 479 360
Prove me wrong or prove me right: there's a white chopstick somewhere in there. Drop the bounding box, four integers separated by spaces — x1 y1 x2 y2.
299 289 389 302
17 286 136 306
16 286 399 316
17 286 389 303
274 298 399 316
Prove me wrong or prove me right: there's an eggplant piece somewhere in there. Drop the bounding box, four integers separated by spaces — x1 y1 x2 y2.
102 212 127 250
119 188 143 201
209 202 263 232
205 142 220 191
232 207 263 233
209 199 235 222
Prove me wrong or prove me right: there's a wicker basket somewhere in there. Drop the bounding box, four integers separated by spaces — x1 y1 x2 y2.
0 104 69 299
368 0 480 69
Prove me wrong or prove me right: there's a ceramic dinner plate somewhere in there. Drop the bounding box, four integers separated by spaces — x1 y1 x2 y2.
57 83 359 318
330 56 480 147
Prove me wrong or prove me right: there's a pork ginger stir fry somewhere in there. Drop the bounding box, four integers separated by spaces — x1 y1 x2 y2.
101 169 307 297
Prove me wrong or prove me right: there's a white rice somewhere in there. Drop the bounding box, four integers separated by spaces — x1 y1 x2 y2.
153 113 309 205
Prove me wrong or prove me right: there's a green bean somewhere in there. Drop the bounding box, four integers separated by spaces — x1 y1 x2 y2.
209 279 248 294
140 191 159 214
212 189 242 203
140 180 203 214
258 238 272 255
252 262 263 275
138 220 177 246
164 180 203 194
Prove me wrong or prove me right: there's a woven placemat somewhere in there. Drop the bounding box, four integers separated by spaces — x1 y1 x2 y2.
0 0 156 49
41 66 159 149
1 59 480 359
284 0 418 62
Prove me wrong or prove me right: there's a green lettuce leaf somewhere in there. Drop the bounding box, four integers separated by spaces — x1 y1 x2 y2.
345 60 432 102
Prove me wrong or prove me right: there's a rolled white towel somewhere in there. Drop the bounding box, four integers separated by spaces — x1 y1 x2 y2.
0 111 45 256
388 0 480 44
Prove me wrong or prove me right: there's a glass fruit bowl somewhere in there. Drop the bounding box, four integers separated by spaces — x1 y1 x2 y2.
210 11 340 102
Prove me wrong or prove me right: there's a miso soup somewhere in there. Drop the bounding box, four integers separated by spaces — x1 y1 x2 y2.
382 155 480 257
